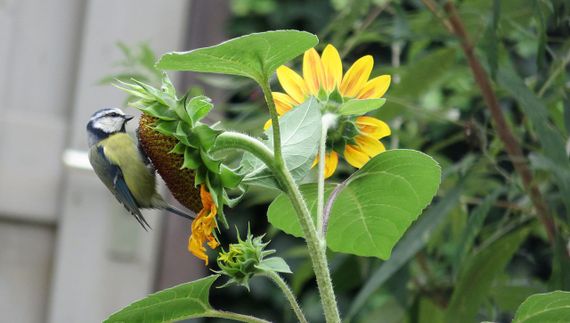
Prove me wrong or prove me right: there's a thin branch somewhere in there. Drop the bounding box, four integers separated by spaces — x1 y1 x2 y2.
420 0 556 243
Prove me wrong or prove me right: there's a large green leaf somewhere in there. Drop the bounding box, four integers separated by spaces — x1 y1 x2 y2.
104 275 219 323
268 149 441 259
513 291 570 323
240 97 322 189
445 226 530 323
156 30 318 84
344 185 463 321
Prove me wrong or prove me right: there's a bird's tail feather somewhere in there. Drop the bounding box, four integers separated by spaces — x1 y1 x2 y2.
166 206 196 221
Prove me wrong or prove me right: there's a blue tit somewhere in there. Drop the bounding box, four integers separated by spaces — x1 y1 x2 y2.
86 108 194 230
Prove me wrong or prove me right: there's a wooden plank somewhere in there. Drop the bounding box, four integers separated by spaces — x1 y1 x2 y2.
47 1 191 322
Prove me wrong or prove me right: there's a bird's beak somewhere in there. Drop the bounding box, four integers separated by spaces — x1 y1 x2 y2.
124 115 135 122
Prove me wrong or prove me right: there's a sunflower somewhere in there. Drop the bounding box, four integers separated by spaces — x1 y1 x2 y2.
188 184 220 265
267 44 392 177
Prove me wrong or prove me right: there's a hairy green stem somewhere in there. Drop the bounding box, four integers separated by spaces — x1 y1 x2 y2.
206 310 271 323
264 271 309 323
260 78 284 165
275 165 341 323
316 118 328 240
257 81 341 322
214 129 341 321
212 131 276 171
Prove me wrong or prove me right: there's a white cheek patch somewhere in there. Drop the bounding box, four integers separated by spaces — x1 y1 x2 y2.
93 117 124 133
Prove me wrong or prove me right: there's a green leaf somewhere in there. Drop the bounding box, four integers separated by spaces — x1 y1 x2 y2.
182 147 201 170
190 124 220 150
157 30 318 84
326 150 440 258
479 0 500 79
452 188 503 275
104 275 219 323
338 98 386 116
445 226 530 322
185 95 213 125
513 291 570 323
135 101 178 121
170 142 186 155
173 122 192 146
200 150 221 173
268 150 441 259
241 97 322 189
255 257 292 274
345 185 463 320
153 120 179 137
132 79 177 108
497 66 570 214
219 164 243 188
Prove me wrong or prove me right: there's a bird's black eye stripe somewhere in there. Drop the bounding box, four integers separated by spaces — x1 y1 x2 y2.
107 112 122 118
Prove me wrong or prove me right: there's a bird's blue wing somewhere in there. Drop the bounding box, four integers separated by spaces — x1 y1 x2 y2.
92 146 151 230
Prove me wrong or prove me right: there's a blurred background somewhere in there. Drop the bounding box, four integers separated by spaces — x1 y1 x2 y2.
1 0 569 322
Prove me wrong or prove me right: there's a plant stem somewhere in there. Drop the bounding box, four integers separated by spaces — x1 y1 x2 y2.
212 131 276 170
264 271 309 323
258 80 341 322
420 0 556 243
275 165 341 323
316 116 329 241
206 310 271 323
260 78 284 165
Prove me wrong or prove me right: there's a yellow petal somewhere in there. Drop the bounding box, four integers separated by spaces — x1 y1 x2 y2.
355 134 386 157
263 119 273 130
321 44 343 92
356 116 391 139
273 92 295 115
357 75 391 99
344 144 369 168
277 66 308 104
303 48 326 96
340 55 374 98
311 151 339 179
324 151 339 178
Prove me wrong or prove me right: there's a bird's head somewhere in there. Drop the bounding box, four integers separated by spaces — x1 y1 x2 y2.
87 108 134 146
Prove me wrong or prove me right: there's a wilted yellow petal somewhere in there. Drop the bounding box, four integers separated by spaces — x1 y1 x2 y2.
321 44 343 92
344 144 369 168
303 48 326 95
357 75 391 99
355 134 386 158
188 185 219 265
356 116 391 139
273 92 295 115
340 55 373 98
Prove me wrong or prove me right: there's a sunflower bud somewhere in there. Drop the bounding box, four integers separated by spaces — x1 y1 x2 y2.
216 233 290 289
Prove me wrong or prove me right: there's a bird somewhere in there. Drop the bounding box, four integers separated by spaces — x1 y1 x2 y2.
86 108 195 230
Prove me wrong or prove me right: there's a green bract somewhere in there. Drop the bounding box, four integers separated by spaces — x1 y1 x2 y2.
116 74 243 222
217 233 291 289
